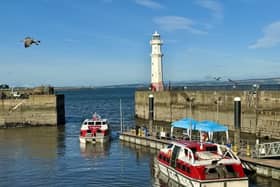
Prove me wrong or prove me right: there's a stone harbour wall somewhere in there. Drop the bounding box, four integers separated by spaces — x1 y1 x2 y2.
0 94 65 127
135 90 280 139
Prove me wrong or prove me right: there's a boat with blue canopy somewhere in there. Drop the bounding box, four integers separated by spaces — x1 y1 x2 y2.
171 118 229 144
155 118 250 187
158 118 247 187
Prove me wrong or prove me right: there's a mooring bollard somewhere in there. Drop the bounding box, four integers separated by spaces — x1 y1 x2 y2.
246 144 251 156
149 94 154 135
232 145 237 153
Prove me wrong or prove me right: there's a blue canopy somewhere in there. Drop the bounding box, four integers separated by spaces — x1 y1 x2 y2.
196 120 228 132
171 118 198 129
170 118 229 142
171 119 228 132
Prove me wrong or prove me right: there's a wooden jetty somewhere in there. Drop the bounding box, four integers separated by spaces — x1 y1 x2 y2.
119 131 169 150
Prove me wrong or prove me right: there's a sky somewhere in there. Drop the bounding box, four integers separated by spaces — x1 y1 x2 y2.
0 0 280 87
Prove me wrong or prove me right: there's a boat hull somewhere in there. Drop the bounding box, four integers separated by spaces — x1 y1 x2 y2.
79 134 110 144
96 134 110 143
158 161 248 187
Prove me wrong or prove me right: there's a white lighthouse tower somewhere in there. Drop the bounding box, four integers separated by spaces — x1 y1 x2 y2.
150 31 164 91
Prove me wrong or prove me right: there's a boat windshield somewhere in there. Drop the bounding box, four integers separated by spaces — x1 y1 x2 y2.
189 147 197 154
167 144 173 149
205 146 217 152
196 151 221 160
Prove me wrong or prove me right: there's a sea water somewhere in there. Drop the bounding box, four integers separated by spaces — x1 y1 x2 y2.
0 87 278 187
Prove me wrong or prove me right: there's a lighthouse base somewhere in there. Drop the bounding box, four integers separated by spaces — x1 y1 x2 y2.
151 82 164 92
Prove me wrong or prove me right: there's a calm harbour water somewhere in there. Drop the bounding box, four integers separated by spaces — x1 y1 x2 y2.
0 87 279 187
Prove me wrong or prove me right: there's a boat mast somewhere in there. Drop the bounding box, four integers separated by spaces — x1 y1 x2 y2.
120 98 123 133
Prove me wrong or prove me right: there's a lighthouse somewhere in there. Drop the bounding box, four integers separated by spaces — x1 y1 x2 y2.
150 31 164 91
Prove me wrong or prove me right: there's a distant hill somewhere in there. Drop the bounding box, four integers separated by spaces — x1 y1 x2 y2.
54 84 148 90
53 77 280 90
168 77 280 86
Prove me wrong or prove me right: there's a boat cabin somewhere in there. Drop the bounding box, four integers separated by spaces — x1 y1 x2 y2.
83 119 108 126
158 140 245 180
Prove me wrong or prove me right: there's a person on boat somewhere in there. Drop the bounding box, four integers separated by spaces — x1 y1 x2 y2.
226 138 232 148
92 112 100 121
201 132 209 142
183 135 190 140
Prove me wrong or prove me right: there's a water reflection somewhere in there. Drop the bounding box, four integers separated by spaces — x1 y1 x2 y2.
0 127 64 159
0 126 65 186
249 173 280 187
57 126 66 156
152 156 183 187
80 142 110 158
120 141 158 156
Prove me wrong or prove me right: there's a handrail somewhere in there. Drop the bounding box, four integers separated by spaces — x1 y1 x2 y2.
183 147 195 164
217 144 240 161
253 141 280 158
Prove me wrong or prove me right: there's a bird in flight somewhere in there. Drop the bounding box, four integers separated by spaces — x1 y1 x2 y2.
213 77 222 81
228 78 238 88
22 37 40 48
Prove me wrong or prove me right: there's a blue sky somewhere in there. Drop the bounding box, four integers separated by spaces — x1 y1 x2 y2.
0 0 280 87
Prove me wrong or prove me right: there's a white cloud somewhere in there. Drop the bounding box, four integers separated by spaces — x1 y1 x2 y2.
153 16 207 34
134 0 163 9
195 0 223 20
249 21 280 49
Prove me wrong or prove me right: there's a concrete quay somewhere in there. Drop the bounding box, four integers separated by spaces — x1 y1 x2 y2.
119 131 169 150
239 156 280 180
119 132 280 180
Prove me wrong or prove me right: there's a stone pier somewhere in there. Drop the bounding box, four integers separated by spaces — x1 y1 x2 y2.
135 90 280 139
0 94 65 127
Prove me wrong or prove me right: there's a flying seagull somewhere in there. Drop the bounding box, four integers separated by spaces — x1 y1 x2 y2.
213 77 222 81
23 37 40 48
228 78 238 88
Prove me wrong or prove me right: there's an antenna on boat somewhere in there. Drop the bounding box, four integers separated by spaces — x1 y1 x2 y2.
120 98 123 133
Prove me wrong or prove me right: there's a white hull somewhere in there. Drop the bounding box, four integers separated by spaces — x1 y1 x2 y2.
79 134 110 144
79 136 96 144
158 161 248 187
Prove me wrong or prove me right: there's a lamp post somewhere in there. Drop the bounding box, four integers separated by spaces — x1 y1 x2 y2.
213 77 222 122
187 96 195 117
148 94 154 135
234 97 241 153
252 84 260 137
214 97 222 122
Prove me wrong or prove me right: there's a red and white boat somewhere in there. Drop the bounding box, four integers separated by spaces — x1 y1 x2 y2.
79 113 110 144
157 140 248 187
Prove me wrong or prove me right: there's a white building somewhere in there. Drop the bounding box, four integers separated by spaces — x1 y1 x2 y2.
150 31 164 91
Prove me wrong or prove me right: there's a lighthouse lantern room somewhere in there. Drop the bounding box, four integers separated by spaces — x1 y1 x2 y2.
150 31 164 91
